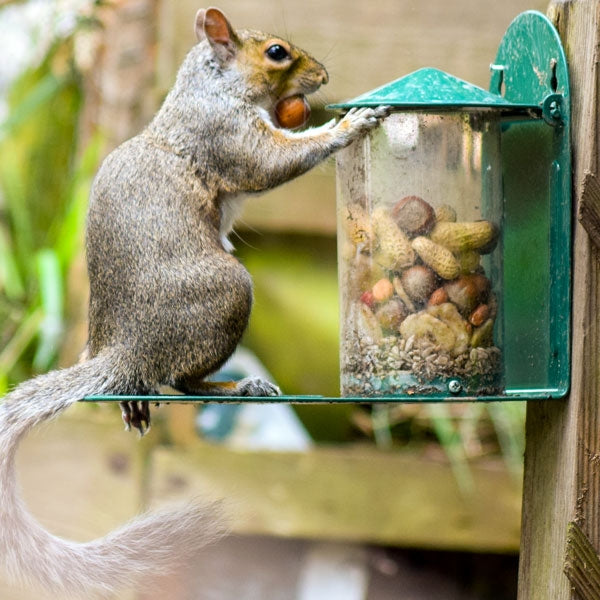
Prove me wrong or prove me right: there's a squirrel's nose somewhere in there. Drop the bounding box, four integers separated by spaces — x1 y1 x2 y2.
320 68 329 85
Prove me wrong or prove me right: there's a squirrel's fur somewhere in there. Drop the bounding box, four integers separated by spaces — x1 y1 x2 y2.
0 7 386 597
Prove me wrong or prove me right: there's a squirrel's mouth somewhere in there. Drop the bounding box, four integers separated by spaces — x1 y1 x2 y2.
273 94 311 130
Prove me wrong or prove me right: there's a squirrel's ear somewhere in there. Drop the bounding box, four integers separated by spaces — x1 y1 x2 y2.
202 8 240 63
195 9 206 41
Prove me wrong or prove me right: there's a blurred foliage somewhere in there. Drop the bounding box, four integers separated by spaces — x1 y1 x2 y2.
0 20 103 393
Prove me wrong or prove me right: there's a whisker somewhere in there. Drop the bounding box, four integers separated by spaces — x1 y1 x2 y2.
231 223 262 249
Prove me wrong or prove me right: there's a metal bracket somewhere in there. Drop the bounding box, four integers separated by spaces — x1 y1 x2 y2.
490 11 571 400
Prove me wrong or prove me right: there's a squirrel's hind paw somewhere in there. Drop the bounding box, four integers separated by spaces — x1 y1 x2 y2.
237 376 282 397
120 400 151 435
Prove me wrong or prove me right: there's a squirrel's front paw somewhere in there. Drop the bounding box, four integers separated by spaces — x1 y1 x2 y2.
336 106 390 145
237 376 282 397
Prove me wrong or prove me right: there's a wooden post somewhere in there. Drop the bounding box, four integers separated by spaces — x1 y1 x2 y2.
518 1 600 598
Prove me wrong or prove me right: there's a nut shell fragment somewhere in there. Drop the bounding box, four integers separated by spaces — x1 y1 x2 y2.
343 204 373 247
355 301 383 342
470 318 495 348
427 302 471 355
392 276 416 312
400 312 455 353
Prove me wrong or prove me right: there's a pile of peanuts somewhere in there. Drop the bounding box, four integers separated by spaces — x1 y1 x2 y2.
341 195 501 385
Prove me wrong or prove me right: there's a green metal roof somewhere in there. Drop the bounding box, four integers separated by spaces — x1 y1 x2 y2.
328 67 540 110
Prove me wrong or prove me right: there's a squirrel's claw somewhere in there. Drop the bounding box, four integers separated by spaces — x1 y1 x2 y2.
120 401 132 431
335 105 391 147
120 401 151 436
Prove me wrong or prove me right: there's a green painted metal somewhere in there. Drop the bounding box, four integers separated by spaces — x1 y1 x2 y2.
492 10 571 400
328 67 539 111
489 11 569 108
84 392 564 404
83 11 571 405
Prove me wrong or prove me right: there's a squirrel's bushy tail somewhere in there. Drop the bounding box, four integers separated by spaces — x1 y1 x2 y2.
0 354 225 598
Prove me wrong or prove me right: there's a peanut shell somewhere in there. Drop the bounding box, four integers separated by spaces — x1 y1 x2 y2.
435 204 457 223
429 220 499 254
411 236 461 280
351 253 386 291
456 250 481 274
372 207 415 270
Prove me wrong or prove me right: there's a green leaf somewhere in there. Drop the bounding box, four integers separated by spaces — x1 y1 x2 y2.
0 152 34 277
0 226 25 299
54 131 105 267
0 72 65 138
0 38 82 252
32 249 64 371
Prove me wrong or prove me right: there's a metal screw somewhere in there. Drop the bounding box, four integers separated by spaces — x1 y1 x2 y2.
549 100 561 119
448 379 463 394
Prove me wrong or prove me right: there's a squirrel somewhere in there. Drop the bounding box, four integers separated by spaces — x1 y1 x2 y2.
0 6 387 598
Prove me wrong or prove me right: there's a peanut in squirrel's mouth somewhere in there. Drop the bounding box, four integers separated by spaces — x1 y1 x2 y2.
274 94 311 129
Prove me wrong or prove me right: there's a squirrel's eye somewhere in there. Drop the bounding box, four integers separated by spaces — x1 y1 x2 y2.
266 44 290 61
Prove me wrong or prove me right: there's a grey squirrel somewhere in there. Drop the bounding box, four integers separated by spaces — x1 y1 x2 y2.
0 7 387 597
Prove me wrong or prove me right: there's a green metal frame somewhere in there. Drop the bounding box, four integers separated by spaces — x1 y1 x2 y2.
491 11 571 400
86 11 570 404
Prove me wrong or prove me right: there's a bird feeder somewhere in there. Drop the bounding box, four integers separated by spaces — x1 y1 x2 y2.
331 11 571 401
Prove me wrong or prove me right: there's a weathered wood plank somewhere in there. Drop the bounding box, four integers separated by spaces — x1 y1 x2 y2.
579 171 600 249
150 441 522 553
517 2 600 599
0 403 521 600
565 522 600 599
